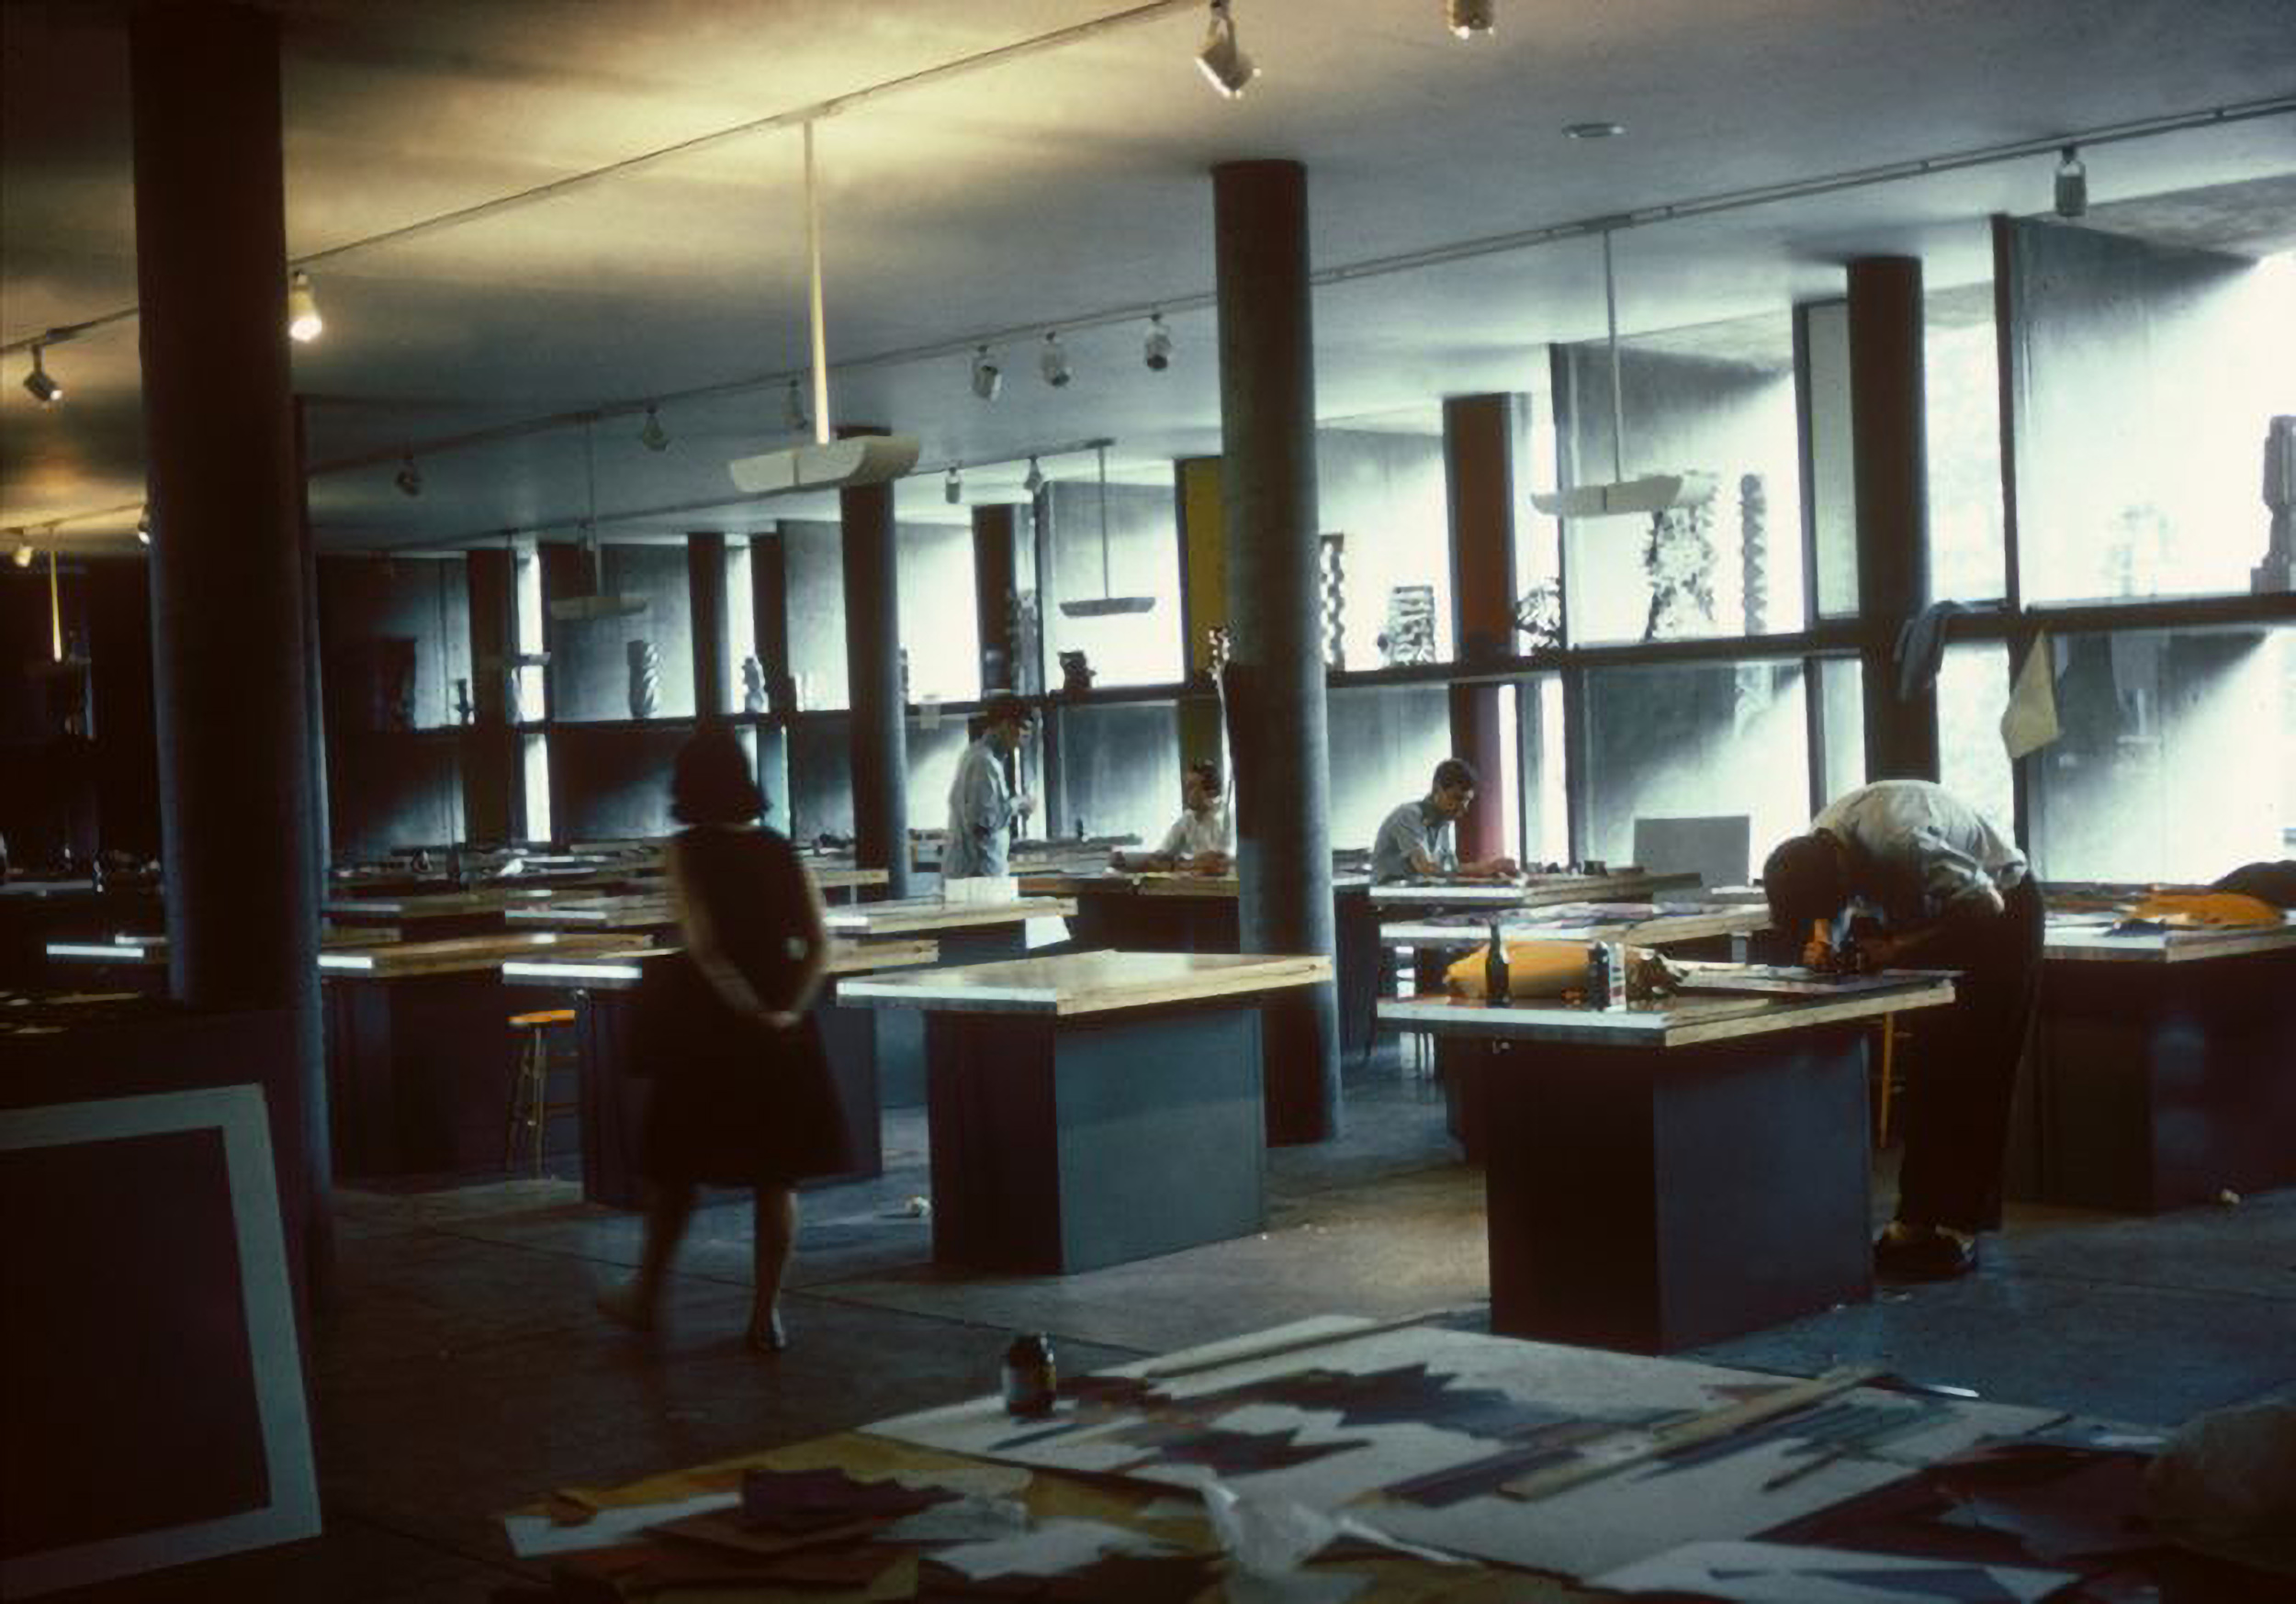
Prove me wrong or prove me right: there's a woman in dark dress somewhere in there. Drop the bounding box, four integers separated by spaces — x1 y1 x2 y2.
597 725 850 1351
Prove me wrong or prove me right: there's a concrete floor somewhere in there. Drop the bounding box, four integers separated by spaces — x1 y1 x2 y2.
52 1049 2296 1602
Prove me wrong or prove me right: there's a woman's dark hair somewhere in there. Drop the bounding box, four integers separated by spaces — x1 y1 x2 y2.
1762 834 1847 931
1187 758 1223 792
670 723 765 824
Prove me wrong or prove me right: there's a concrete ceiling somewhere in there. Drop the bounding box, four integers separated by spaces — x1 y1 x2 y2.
3 0 2291 555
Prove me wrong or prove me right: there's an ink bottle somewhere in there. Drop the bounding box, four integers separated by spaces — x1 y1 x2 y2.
1003 1332 1057 1418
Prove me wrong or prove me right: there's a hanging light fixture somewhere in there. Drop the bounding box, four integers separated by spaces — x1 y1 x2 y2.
23 343 61 405
638 403 670 452
1197 0 1257 98
550 418 649 622
1446 0 1495 39
2054 145 2088 219
1142 312 1173 372
1529 230 1716 518
9 530 32 568
1060 443 1156 617
944 466 963 505
1040 331 1072 388
970 346 1003 401
137 505 152 546
394 450 422 498
286 269 324 342
729 120 919 495
1022 456 1045 496
782 377 809 433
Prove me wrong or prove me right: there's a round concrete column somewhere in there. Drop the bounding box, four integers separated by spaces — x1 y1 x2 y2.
1213 160 1340 1144
131 0 328 1289
841 477 911 895
1848 257 1941 781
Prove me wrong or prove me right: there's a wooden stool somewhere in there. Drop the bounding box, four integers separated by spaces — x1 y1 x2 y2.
506 1008 579 1174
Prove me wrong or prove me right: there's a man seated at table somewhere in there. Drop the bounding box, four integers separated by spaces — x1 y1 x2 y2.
1761 778 2041 1282
944 696 1036 879
1120 759 1233 874
1370 758 1519 883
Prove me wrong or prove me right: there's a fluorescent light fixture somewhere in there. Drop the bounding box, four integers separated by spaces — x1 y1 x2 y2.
944 466 962 504
2054 145 2088 219
1143 313 1173 372
1565 120 1625 140
1197 0 1257 98
1059 443 1156 617
1531 472 1718 517
1446 0 1495 38
393 451 422 498
1040 331 1072 388
637 404 670 452
23 344 61 405
286 270 323 342
728 433 923 495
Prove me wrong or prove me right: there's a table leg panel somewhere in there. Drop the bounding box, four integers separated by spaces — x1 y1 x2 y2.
926 1015 1062 1271
1485 1028 1871 1352
1048 1009 1266 1273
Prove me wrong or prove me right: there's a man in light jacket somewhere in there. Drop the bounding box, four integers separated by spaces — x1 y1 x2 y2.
943 696 1035 878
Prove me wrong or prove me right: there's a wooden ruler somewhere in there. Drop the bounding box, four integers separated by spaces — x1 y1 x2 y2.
1500 1365 1885 1503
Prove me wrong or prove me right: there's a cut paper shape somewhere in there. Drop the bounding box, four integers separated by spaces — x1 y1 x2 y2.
1999 633 2060 761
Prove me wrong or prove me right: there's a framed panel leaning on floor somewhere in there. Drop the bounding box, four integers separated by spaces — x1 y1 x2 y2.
0 1085 321 1598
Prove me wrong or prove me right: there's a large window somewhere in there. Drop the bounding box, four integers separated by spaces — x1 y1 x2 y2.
1041 477 1181 690
782 520 848 712
1578 658 1809 881
1327 684 1456 858
2007 221 2294 605
2025 624 2294 882
1937 642 2014 842
1318 419 1453 667
547 544 693 723
1557 323 1805 645
898 521 981 704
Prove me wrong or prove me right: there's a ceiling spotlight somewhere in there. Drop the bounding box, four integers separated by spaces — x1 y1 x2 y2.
1143 312 1174 372
286 269 323 342
394 450 422 498
944 466 963 505
1446 0 1495 38
1197 0 1258 98
782 377 810 433
638 403 670 452
1040 331 1072 388
1564 120 1625 140
970 346 1003 402
23 344 61 406
137 506 152 546
1023 456 1045 496
2054 144 2088 219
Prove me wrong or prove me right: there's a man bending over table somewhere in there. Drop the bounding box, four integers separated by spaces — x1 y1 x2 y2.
1762 778 2043 1281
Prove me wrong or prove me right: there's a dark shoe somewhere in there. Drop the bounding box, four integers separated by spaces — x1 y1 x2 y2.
1874 1223 1977 1281
746 1306 788 1353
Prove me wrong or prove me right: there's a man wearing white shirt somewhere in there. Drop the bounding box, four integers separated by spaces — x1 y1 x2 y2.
1131 760 1233 873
